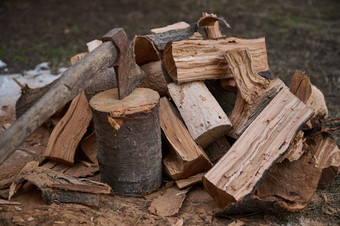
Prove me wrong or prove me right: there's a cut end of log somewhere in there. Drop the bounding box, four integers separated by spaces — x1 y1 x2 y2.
150 22 190 34
133 36 160 66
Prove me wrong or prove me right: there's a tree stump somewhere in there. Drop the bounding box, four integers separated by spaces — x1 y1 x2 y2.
89 88 162 196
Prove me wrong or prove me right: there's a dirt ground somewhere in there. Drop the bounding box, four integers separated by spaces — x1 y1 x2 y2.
0 0 339 225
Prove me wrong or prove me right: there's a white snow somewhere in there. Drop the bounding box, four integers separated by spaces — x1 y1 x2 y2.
0 60 7 68
0 62 67 118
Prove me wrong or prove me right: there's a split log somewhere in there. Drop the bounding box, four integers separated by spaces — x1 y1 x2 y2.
133 36 161 65
220 78 237 93
160 97 212 180
70 52 88 65
175 172 204 189
139 61 170 96
225 49 285 138
163 37 269 83
302 132 340 188
168 81 232 148
201 12 224 38
203 88 313 208
278 131 306 163
204 136 231 164
86 39 102 52
304 117 340 136
44 91 92 164
79 133 98 165
151 21 190 34
9 161 113 206
89 88 162 195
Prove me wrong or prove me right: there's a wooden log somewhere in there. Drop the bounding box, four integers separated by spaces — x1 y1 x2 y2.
302 132 340 188
79 133 98 165
151 22 190 34
220 78 237 93
225 49 285 138
0 41 117 165
44 91 92 164
168 81 232 148
139 61 170 96
175 172 205 189
70 52 88 65
204 136 231 164
160 97 212 180
201 12 223 38
278 131 306 163
203 88 313 208
9 161 113 206
163 37 269 83
89 88 162 195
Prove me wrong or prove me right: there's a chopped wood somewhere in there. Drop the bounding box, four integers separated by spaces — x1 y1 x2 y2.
220 78 237 93
168 81 232 148
79 133 98 165
86 39 102 52
90 88 162 195
133 36 161 65
151 21 190 34
44 91 92 164
160 97 212 180
302 132 340 188
175 173 204 189
304 117 340 136
139 61 170 96
225 49 285 138
9 161 113 206
204 136 231 164
163 37 269 83
200 12 226 38
148 187 189 217
203 88 313 208
70 52 88 65
0 199 21 205
256 160 322 211
278 131 306 163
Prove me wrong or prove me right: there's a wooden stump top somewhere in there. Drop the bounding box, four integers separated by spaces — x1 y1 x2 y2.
90 88 160 117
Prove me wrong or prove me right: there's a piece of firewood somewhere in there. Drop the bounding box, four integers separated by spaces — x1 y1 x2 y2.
44 91 92 164
9 161 113 206
139 61 170 96
79 133 98 165
70 52 88 65
204 136 231 164
133 36 161 66
89 88 162 195
160 97 212 180
220 78 237 93
203 88 313 208
175 172 205 189
201 12 223 38
304 117 340 136
278 131 306 163
225 49 285 138
151 21 190 34
302 132 340 188
163 37 269 83
86 39 102 52
168 81 232 148
256 160 322 211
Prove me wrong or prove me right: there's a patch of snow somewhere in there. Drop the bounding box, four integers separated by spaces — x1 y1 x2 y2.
0 60 7 68
0 63 67 118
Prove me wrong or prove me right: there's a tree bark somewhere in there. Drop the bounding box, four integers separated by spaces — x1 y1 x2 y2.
89 88 162 196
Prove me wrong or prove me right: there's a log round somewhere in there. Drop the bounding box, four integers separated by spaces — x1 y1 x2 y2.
89 88 162 196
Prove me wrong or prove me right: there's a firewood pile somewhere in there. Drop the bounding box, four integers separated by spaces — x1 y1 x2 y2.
1 12 340 215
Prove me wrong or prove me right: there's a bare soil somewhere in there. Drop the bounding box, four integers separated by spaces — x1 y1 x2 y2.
0 0 339 225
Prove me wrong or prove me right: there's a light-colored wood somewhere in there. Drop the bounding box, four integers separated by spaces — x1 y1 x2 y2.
80 133 98 165
163 37 269 83
256 160 322 211
70 52 87 65
303 132 340 188
140 61 169 96
44 91 92 164
225 49 285 138
201 12 223 38
90 88 162 195
87 39 102 52
160 97 212 180
278 131 306 163
151 22 190 34
168 81 232 148
175 172 204 189
203 88 313 208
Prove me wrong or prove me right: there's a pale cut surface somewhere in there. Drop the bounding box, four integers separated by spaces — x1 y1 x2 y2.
90 88 160 117
151 21 190 34
203 88 313 208
168 81 232 148
163 37 269 83
160 97 212 180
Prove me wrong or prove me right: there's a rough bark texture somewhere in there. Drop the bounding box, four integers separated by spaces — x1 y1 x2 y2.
0 41 117 165
203 88 313 208
133 36 161 66
163 37 269 83
9 161 113 206
168 81 232 148
44 91 92 164
90 88 162 196
225 49 285 138
139 61 170 96
160 97 212 180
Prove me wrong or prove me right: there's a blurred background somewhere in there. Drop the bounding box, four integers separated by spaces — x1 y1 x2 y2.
0 0 339 143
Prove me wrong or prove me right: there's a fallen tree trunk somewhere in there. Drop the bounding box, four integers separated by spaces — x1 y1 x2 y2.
163 37 269 83
0 41 117 165
89 88 162 195
168 81 232 148
160 97 212 180
203 87 313 208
